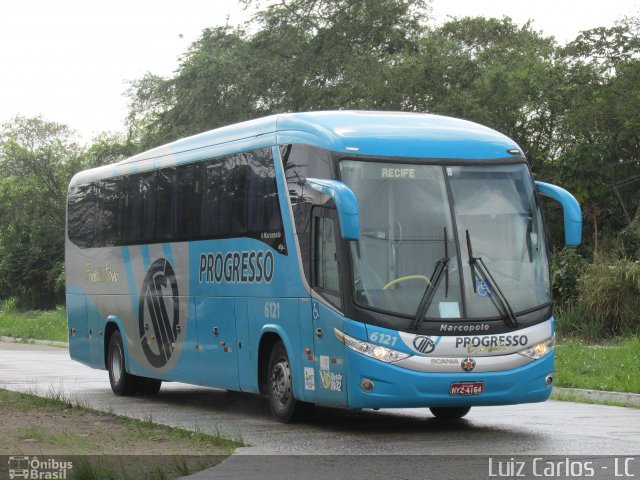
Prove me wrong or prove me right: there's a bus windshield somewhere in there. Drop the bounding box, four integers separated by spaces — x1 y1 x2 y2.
339 160 550 321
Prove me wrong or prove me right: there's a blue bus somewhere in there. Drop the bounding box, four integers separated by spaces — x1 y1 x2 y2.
66 111 581 421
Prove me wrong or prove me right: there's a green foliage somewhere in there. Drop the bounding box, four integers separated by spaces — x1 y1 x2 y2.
0 116 83 308
620 210 640 259
0 307 68 342
555 338 640 393
577 258 640 335
2 297 18 312
551 247 587 303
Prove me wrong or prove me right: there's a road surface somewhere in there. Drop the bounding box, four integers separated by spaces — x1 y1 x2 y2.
1 341 639 479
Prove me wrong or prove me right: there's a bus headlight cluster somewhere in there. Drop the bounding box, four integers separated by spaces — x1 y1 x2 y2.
517 336 555 360
335 329 411 363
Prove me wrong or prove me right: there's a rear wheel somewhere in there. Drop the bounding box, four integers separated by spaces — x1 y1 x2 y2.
267 341 313 422
429 406 471 419
107 330 139 396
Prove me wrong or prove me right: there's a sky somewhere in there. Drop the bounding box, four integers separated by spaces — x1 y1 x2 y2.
1 0 639 142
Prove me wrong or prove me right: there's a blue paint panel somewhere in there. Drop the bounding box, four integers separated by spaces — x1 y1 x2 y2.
167 296 202 384
67 293 89 364
306 179 360 240
87 296 105 368
535 181 582 246
140 245 151 270
195 297 239 389
309 300 349 406
364 324 415 355
162 243 175 266
235 298 255 392
298 298 315 402
346 349 554 409
247 298 303 399
188 238 301 299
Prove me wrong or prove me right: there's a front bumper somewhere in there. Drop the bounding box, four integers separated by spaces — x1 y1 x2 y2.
346 349 554 409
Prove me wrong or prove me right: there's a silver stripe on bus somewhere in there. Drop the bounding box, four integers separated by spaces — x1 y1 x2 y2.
392 351 536 373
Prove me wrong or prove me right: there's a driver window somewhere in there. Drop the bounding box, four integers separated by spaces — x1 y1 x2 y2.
314 216 342 309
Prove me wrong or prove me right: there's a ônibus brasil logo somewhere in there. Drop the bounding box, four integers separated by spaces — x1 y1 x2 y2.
139 258 179 368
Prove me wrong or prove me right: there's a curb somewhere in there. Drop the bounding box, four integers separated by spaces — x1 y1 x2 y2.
0 335 68 348
552 387 640 406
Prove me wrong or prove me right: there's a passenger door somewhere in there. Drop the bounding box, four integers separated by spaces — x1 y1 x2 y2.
308 207 348 406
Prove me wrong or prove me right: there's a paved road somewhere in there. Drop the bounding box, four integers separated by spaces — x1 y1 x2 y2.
1 341 639 458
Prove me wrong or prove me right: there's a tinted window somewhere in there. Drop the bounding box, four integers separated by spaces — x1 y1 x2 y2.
174 164 198 241
68 148 285 251
314 215 342 308
68 184 97 248
123 172 156 244
156 168 175 241
94 178 124 247
200 161 231 238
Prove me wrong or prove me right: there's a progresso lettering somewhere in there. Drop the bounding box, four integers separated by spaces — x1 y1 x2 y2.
455 335 528 349
199 250 274 284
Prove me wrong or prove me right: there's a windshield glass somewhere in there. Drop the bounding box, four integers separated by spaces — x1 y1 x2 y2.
340 160 551 321
339 161 461 319
448 164 550 318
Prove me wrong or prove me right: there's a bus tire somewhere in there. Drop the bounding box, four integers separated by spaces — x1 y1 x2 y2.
429 406 471 419
107 330 139 396
267 341 314 423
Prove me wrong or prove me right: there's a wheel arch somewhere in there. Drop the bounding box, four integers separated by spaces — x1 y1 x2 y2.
257 326 301 398
103 316 130 371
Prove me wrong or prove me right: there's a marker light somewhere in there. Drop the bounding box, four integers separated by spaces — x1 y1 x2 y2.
517 336 555 360
335 329 411 363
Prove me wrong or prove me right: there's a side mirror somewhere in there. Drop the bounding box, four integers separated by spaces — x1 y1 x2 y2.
305 178 360 240
535 181 582 246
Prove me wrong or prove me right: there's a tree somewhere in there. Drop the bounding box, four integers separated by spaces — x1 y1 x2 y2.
554 20 640 255
0 116 83 308
125 0 431 146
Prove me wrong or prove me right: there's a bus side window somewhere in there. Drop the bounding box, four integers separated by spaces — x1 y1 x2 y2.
68 183 97 248
124 172 157 244
156 167 175 242
313 215 342 309
94 178 125 247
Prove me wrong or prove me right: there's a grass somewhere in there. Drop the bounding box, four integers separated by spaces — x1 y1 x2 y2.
0 305 68 342
2 388 243 450
555 337 640 393
1 389 241 479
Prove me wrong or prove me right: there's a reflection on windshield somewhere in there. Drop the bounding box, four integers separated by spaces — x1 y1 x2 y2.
448 164 550 318
340 161 461 319
340 161 550 321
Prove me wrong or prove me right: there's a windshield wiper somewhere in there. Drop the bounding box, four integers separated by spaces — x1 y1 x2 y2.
410 228 449 330
465 230 519 328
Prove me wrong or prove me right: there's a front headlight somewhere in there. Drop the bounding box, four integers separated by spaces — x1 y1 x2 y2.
334 329 412 363
517 335 555 359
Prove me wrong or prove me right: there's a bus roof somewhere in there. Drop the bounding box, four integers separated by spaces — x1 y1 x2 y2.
72 111 524 185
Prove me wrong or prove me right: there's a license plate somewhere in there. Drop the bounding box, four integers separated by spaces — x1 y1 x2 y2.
450 382 484 396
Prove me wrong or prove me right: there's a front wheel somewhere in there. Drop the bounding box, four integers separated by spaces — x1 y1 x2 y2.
429 406 471 419
267 341 313 422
